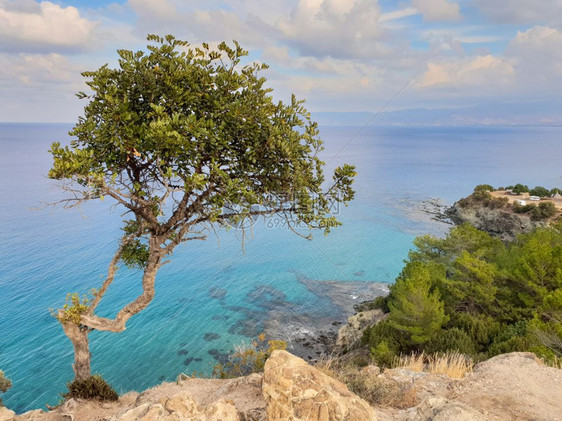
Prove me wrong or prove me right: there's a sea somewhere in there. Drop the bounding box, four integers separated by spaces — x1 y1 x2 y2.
1 123 562 413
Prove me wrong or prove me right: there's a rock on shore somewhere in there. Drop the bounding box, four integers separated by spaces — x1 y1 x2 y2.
4 351 562 421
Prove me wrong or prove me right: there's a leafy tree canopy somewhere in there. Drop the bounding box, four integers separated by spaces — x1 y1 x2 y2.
49 34 356 253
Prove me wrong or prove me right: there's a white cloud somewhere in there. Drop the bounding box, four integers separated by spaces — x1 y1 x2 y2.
419 55 514 89
0 51 87 121
0 1 98 53
475 0 562 25
276 0 385 58
127 0 178 22
411 0 461 22
380 8 419 23
506 26 562 91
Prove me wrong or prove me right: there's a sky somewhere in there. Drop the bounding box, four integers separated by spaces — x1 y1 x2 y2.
1 0 561 124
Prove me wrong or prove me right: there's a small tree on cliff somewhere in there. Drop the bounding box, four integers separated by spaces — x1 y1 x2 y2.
48 35 356 381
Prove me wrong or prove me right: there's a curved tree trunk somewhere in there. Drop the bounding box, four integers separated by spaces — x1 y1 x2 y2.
61 321 91 381
59 237 164 382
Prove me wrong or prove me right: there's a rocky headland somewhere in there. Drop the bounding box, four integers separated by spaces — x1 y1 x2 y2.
445 189 562 241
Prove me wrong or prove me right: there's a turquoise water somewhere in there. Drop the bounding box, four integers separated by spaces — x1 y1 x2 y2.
1 123 562 412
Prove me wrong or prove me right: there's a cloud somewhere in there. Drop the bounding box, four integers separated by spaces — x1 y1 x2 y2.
127 0 178 22
276 0 385 59
506 26 562 92
380 8 419 23
411 0 461 22
0 51 86 121
0 1 98 53
0 52 84 86
475 0 562 25
126 0 273 49
419 55 514 89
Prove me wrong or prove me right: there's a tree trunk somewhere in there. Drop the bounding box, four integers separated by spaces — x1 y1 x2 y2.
61 321 91 381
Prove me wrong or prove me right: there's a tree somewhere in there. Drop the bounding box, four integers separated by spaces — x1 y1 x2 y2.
529 186 550 198
388 262 449 345
512 183 529 194
48 35 356 381
473 184 494 193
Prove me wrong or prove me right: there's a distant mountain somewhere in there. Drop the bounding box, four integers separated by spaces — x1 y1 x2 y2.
312 102 562 127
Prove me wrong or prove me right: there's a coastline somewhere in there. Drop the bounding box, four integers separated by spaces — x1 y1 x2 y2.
263 273 389 361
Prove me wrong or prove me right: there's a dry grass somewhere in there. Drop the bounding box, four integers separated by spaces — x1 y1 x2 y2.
394 351 473 379
315 357 418 409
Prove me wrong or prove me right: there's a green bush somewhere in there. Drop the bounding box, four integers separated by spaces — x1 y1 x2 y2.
474 184 494 193
472 190 492 202
0 370 12 407
512 183 530 194
424 328 477 356
529 186 551 197
532 201 556 220
513 203 536 213
487 196 508 209
370 341 396 367
63 375 118 401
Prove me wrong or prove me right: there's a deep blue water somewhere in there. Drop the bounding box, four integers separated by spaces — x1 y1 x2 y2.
1 123 562 412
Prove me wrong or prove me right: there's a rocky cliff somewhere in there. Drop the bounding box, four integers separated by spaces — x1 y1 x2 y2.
2 351 561 421
447 199 548 241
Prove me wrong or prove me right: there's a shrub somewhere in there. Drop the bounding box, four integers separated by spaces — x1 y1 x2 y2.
0 370 12 407
474 184 494 193
513 203 537 214
424 328 477 355
472 190 492 202
63 375 118 401
530 186 551 197
532 201 556 220
512 183 530 194
370 341 396 367
213 334 287 378
325 364 418 408
487 196 509 209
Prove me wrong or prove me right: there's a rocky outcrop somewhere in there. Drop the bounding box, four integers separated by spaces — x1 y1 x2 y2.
262 350 380 421
0 407 16 421
116 392 240 421
4 352 562 421
447 201 547 241
336 309 386 351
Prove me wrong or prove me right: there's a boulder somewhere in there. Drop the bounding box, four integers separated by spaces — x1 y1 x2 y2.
0 407 15 421
405 397 486 421
263 350 378 421
336 309 386 350
117 392 239 421
14 409 45 421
